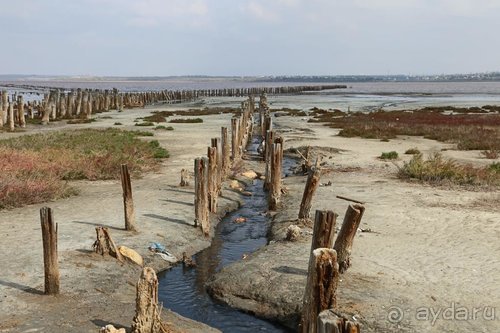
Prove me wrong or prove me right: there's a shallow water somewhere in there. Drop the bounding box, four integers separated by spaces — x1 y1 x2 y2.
157 137 293 333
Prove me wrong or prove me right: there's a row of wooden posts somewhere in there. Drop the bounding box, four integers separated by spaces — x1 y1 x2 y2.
193 97 255 235
0 84 345 129
36 91 365 332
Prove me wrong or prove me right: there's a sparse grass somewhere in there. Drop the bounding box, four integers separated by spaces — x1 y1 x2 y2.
132 130 154 137
405 148 421 155
67 118 96 124
169 118 203 123
398 153 500 187
490 162 500 173
114 122 123 126
99 116 113 119
309 108 500 152
155 125 174 131
0 129 168 209
380 151 398 160
135 121 155 127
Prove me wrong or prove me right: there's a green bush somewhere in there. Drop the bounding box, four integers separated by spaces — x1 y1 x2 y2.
169 118 203 123
380 151 399 160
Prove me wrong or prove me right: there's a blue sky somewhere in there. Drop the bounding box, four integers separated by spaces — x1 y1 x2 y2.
1 0 499 76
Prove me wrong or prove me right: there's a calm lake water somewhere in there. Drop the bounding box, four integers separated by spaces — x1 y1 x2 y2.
2 79 500 111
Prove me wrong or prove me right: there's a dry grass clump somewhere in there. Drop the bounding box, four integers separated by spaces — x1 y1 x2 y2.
380 151 398 160
398 153 500 188
0 129 168 209
405 147 421 155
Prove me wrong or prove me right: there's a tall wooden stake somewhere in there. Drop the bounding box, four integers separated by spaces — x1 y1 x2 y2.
269 141 283 210
333 204 365 273
207 146 218 213
301 248 340 333
298 166 322 220
120 164 136 231
40 207 60 295
194 157 209 235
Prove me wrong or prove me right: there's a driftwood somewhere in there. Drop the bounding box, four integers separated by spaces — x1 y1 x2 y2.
120 164 136 231
336 195 365 205
131 267 169 333
40 207 60 295
301 248 340 333
92 226 124 262
298 166 322 220
333 204 365 273
317 310 360 333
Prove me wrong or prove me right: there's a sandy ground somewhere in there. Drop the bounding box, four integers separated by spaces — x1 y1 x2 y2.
207 115 500 332
0 106 244 332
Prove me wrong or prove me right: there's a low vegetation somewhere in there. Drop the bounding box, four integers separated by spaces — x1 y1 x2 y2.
405 148 421 155
135 121 155 127
169 118 203 123
155 125 174 131
380 151 399 160
67 118 96 124
398 153 500 188
0 129 168 209
308 107 500 152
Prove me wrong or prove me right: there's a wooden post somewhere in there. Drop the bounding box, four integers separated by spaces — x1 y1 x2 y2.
211 137 222 194
300 248 339 333
269 141 283 210
120 164 136 231
263 130 275 190
298 166 322 220
17 95 26 128
317 310 361 333
311 210 337 251
180 168 190 186
92 227 124 261
231 118 239 161
207 146 218 213
131 267 168 333
0 90 6 126
40 207 60 295
194 157 209 235
221 127 230 176
333 204 365 274
8 102 14 131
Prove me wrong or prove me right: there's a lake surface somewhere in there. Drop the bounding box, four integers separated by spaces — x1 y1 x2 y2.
2 79 500 111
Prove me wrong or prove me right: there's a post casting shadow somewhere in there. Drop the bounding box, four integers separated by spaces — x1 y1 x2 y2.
143 213 192 226
0 279 44 295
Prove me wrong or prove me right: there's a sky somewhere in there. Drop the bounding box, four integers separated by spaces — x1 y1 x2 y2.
1 0 499 76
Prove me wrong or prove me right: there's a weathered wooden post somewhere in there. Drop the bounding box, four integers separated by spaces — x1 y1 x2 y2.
40 207 60 295
17 95 26 128
41 93 51 124
120 164 136 232
221 127 230 176
180 168 190 187
317 310 361 333
207 146 218 213
311 210 337 250
0 90 6 126
263 130 275 190
231 118 239 161
298 165 322 220
333 204 365 273
300 248 339 333
131 267 169 333
194 157 209 235
211 137 223 193
8 102 15 131
269 140 283 210
92 226 124 262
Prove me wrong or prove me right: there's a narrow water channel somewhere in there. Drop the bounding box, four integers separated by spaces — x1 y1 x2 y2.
158 137 293 332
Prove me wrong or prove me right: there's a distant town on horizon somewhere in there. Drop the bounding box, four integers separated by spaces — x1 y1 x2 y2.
1 71 500 83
